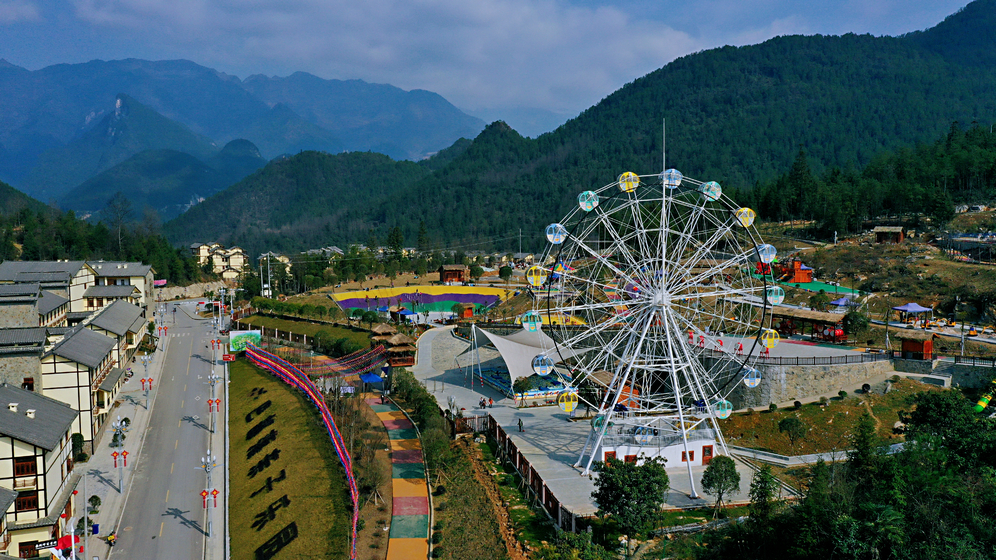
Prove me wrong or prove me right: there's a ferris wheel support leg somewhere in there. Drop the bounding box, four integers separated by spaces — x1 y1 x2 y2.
574 430 595 469
672 367 699 499
582 316 654 475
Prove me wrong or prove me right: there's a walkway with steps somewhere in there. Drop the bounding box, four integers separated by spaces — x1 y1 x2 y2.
366 397 430 559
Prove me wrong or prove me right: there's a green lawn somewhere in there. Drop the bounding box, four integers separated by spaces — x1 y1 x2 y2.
229 360 351 559
239 315 372 348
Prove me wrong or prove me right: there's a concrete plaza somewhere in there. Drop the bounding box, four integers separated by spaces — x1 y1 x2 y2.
412 326 770 515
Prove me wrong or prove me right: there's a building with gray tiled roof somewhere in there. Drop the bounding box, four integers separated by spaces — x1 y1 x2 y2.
41 327 117 445
0 384 78 555
0 261 96 313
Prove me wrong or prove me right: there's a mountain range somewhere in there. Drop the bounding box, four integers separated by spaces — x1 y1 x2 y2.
162 0 996 257
0 57 484 204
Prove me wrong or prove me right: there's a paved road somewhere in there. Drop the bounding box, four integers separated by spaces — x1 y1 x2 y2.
111 301 227 560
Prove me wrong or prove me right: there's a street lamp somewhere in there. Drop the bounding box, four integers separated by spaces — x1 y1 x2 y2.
207 374 222 432
140 354 153 408
200 450 218 538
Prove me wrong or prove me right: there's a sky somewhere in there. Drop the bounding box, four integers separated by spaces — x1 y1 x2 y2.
0 0 973 133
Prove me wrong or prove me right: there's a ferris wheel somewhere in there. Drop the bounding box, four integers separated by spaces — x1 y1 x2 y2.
521 168 782 492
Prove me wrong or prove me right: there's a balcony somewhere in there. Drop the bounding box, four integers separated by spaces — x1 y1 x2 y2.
13 477 37 490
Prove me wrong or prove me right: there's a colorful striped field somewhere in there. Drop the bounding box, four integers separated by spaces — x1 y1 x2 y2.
367 398 430 559
334 286 509 312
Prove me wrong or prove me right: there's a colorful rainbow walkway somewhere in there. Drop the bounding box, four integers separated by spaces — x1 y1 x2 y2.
366 397 430 559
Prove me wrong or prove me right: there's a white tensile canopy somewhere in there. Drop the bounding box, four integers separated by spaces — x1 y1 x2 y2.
467 325 594 383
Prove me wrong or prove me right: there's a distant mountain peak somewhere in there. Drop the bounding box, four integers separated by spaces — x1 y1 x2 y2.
910 0 996 66
0 59 26 71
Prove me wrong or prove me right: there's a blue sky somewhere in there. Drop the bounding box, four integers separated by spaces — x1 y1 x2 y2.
0 0 972 125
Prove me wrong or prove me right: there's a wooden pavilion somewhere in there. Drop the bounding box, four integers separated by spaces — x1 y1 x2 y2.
770 307 847 343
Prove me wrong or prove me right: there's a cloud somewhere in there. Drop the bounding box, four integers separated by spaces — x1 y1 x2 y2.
0 0 40 23
70 0 702 113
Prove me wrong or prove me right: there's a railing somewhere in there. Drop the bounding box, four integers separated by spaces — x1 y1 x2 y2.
13 477 36 490
0 530 10 552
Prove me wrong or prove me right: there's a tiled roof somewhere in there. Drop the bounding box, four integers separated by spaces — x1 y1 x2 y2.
99 367 126 392
87 261 153 277
89 300 143 336
0 383 77 451
46 327 116 369
0 261 87 285
0 327 47 347
37 290 69 316
84 285 140 298
0 282 40 302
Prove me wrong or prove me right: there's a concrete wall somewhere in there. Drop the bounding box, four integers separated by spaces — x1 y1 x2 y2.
731 360 896 408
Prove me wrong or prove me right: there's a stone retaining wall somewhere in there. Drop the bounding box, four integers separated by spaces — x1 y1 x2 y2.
156 281 227 300
731 360 896 408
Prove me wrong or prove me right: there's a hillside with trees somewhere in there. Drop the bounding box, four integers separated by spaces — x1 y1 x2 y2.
165 0 996 253
0 180 202 283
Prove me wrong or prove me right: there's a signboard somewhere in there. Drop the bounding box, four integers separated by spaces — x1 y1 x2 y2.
35 539 58 550
222 354 236 362
229 330 262 352
153 279 167 287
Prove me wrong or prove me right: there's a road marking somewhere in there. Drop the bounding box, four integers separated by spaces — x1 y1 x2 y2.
171 461 175 472
184 384 187 391
175 440 178 450
159 521 164 537
181 400 184 408
178 419 181 427
165 489 170 502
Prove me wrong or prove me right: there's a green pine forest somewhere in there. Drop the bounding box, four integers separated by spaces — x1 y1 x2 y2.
0 184 202 283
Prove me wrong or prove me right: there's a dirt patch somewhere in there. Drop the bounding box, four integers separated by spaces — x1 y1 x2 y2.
456 438 529 560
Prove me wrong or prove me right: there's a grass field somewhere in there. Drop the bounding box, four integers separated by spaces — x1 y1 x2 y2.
431 440 512 560
720 378 942 456
229 360 351 559
239 315 373 348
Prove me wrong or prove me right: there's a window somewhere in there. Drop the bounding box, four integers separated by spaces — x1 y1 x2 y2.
14 457 37 477
603 451 616 462
21 377 34 391
681 451 695 462
15 491 38 511
624 454 637 464
87 297 95 308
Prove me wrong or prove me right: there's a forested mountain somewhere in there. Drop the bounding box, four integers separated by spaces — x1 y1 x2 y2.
60 139 267 221
0 57 484 188
25 94 217 201
164 0 996 254
164 151 430 257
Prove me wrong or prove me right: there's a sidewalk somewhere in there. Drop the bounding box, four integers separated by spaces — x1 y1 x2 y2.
71 331 171 559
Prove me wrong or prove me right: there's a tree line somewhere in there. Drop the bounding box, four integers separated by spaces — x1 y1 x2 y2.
0 188 203 284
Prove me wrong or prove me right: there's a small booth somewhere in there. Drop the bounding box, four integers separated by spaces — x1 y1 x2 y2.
874 226 905 244
438 264 469 283
894 329 935 360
